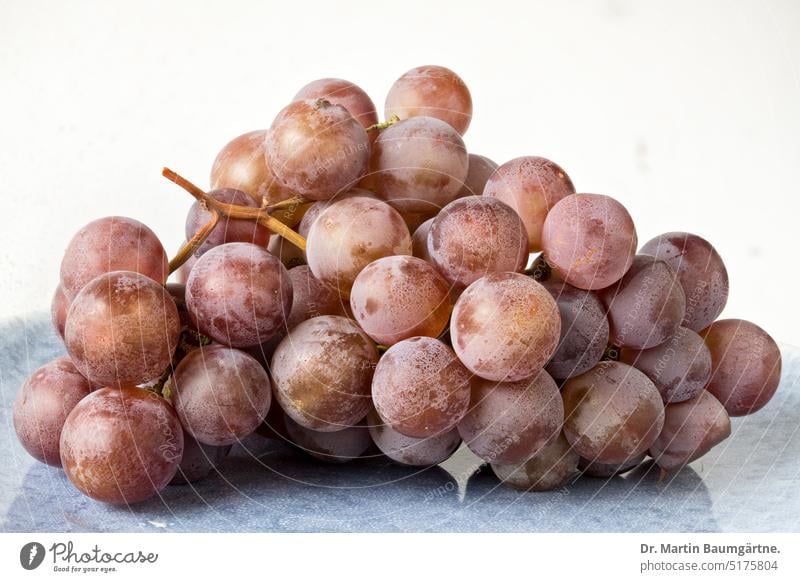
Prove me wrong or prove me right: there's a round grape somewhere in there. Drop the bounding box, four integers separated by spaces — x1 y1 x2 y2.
702 319 782 416
51 285 69 340
411 218 434 262
185 188 270 256
451 273 560 382
293 78 378 131
457 153 498 198
541 194 637 290
268 234 306 269
297 188 378 238
284 265 347 330
372 336 471 438
483 156 575 252
284 415 372 463
491 432 579 492
366 408 461 466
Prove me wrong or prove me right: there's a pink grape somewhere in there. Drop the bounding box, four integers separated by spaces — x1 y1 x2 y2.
293 78 378 131
14 357 92 466
427 196 528 290
372 336 471 438
457 153 498 198
297 188 378 238
411 218 434 262
598 254 686 350
384 65 473 135
185 188 270 256
271 316 378 431
171 345 272 446
266 99 369 201
366 408 461 466
268 234 306 269
350 255 452 346
702 319 782 416
60 216 169 300
450 273 561 382
306 196 411 298
65 271 180 387
483 156 575 252
541 194 637 290
640 232 729 331
51 285 69 340
284 265 347 330
458 371 563 464
491 432 579 492
186 242 293 347
368 116 469 214
284 415 372 463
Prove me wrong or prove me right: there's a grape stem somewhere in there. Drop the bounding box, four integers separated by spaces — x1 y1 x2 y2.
365 114 400 132
162 167 308 274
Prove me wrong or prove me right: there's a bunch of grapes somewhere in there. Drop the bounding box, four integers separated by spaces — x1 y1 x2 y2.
15 65 783 504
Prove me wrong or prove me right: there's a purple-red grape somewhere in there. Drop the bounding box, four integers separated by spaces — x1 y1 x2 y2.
491 432 579 491
293 78 378 131
411 218 434 262
284 415 372 463
185 188 270 256
297 188 377 239
457 153 498 198
366 408 461 466
284 265 347 330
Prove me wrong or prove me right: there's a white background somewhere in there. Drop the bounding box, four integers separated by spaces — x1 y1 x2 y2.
1 0 798 345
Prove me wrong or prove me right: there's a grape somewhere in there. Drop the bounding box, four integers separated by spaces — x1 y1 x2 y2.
384 65 473 135
483 156 575 252
411 218 434 262
51 285 69 340
284 415 372 463
13 357 92 466
170 431 231 485
450 273 560 382
541 194 637 290
268 234 306 269
185 188 270 256
65 271 180 387
649 390 731 471
350 255 452 346
701 319 782 416
306 196 412 298
266 99 369 201
60 386 183 504
598 254 686 350
186 242 292 347
297 188 377 238
400 209 438 233
578 454 646 478
366 408 460 466
271 316 378 431
372 336 471 438
284 265 347 330
458 371 563 464
293 78 378 131
619 326 712 403
491 433 579 492
457 153 498 198
368 117 469 214
60 216 169 300
171 345 272 446
209 129 295 206
562 361 664 464
427 196 528 290
640 232 729 331
541 280 609 379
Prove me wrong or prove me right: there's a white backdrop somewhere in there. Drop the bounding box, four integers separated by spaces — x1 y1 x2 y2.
1 0 798 345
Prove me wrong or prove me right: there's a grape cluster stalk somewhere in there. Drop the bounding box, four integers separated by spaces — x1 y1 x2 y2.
16 65 783 505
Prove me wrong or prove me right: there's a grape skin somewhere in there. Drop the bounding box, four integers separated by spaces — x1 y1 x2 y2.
541 280 609 380
209 129 295 206
620 326 712 404
457 153 498 198
541 194 637 290
372 337 471 438
271 316 378 432
366 408 460 466
185 188 270 256
14 357 92 466
284 265 347 331
186 242 293 348
491 432 579 492
297 188 378 239
60 386 183 504
266 99 369 201
483 156 575 252
368 116 469 214
701 319 782 416
458 371 564 464
427 196 528 290
170 431 230 485
51 284 69 340
293 78 378 131
60 216 169 300
65 271 180 387
384 65 473 135
306 196 412 298
284 415 372 463
350 255 452 346
640 232 729 332
411 218 434 262
171 345 272 446
649 390 731 471
598 254 686 350
562 361 665 464
451 273 561 382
